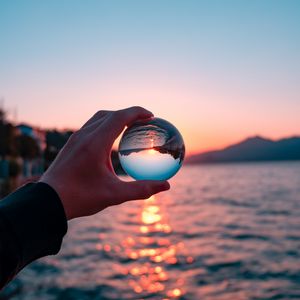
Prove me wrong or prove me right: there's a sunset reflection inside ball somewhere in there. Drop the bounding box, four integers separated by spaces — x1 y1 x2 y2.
118 118 185 180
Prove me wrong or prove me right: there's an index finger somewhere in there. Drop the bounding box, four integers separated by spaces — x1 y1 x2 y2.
93 106 153 149
81 110 111 130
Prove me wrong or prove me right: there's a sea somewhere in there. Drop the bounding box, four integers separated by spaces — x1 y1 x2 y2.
2 162 300 300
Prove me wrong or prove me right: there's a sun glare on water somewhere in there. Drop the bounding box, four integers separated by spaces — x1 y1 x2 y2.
148 138 156 155
148 148 157 155
96 195 193 298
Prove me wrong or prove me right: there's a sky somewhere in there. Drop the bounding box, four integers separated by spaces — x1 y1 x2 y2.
0 0 299 154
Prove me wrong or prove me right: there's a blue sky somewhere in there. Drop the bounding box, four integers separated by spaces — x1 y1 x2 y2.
0 0 299 152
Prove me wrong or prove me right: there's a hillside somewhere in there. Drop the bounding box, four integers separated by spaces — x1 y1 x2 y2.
186 136 300 164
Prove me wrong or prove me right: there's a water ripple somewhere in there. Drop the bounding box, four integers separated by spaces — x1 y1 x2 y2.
2 162 300 299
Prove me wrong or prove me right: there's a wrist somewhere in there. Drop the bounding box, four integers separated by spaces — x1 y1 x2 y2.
38 176 73 220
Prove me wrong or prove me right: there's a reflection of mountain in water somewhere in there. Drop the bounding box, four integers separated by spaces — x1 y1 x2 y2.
119 118 185 163
119 143 184 163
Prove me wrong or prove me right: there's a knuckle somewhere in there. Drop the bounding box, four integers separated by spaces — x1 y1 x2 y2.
69 131 80 143
69 130 93 152
79 140 94 156
95 110 106 118
94 110 102 117
113 110 125 120
131 105 142 110
114 106 145 121
129 106 144 113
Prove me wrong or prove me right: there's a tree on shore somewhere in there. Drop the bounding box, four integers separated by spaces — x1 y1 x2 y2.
0 109 17 158
15 135 40 160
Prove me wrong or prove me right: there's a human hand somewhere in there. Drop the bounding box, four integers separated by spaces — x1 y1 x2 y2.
39 107 170 220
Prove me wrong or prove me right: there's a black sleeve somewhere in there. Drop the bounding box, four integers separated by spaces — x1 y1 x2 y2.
0 182 68 289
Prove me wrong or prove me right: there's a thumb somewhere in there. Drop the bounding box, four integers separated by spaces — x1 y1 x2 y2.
118 180 170 201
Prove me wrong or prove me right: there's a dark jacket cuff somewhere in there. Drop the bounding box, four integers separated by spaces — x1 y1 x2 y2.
0 182 68 267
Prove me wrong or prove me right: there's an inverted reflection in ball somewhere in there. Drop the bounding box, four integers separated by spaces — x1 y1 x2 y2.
118 118 185 180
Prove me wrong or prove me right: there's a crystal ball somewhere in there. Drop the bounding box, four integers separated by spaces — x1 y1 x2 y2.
118 117 185 180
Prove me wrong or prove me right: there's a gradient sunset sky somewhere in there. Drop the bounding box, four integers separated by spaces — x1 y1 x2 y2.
0 0 299 154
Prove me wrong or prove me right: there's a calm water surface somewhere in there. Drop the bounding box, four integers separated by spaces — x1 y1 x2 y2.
2 162 300 300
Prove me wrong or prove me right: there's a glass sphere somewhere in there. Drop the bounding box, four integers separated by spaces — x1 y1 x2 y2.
118 117 185 180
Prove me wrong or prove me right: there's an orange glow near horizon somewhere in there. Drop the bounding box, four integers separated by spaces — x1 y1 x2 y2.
12 108 300 156
8 96 300 156
1 1 299 156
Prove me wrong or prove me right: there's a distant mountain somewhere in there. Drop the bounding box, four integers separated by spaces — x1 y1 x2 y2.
186 136 300 164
